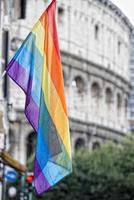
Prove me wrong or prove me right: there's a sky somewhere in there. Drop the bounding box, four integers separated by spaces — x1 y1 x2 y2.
111 0 134 25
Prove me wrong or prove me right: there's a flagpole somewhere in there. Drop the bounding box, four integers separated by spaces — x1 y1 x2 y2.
1 71 6 79
1 12 9 200
0 2 6 200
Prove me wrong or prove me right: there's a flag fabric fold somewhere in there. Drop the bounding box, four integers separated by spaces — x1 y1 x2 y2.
6 0 72 195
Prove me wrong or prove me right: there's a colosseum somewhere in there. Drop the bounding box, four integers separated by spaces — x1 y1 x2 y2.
0 0 132 164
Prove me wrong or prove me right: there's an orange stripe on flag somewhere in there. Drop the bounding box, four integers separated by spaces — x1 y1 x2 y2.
40 12 67 115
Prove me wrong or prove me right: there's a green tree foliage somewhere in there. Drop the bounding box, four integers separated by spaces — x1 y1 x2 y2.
32 138 134 200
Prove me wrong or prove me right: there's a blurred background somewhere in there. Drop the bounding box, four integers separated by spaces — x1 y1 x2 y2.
0 0 134 199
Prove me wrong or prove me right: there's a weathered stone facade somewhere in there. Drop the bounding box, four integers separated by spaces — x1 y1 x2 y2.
0 0 9 149
0 0 132 164
129 29 134 133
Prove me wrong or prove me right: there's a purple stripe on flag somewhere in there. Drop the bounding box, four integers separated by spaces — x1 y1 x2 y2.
25 76 39 131
25 95 39 132
6 59 39 131
34 159 51 194
6 59 29 93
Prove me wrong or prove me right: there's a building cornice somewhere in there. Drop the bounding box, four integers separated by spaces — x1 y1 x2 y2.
61 51 131 93
70 117 126 142
95 0 133 31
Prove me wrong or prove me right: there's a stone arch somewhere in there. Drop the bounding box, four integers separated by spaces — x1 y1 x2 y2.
58 6 64 23
117 93 122 110
26 131 36 161
75 137 86 150
118 40 121 54
58 6 64 16
92 141 100 150
105 87 113 104
124 97 128 116
91 81 101 98
72 75 85 93
94 24 99 40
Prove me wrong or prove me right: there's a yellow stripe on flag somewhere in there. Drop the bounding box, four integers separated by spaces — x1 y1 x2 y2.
42 58 71 158
32 21 45 56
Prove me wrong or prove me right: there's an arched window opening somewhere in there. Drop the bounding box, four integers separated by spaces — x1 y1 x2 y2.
118 41 121 54
58 6 64 23
125 98 128 116
92 142 100 150
106 88 113 104
58 6 64 15
11 37 23 51
9 130 15 155
95 24 99 40
75 138 86 150
72 76 85 93
91 82 100 98
117 93 122 110
26 132 36 161
20 0 27 19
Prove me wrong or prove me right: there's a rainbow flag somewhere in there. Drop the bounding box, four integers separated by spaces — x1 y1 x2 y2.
6 0 72 195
